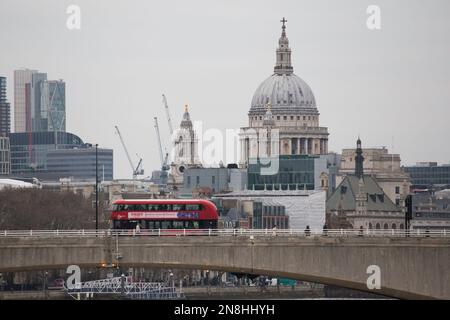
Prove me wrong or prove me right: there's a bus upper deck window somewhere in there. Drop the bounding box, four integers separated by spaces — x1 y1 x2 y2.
186 204 202 211
158 204 172 211
135 204 147 211
173 204 186 211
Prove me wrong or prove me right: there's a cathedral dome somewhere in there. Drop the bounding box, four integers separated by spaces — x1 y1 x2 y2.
250 73 316 114
249 18 317 116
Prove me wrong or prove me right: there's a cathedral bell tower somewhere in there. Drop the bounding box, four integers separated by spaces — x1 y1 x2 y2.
169 105 201 188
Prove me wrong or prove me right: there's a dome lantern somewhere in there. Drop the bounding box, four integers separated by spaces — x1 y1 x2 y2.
274 17 293 75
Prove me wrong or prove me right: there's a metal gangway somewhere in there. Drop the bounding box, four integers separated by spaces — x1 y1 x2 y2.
65 276 184 300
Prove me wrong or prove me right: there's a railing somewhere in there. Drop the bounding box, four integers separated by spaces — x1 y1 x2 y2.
65 276 183 300
0 228 448 238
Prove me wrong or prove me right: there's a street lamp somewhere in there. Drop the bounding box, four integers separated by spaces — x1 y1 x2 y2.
169 271 174 287
43 271 48 298
95 144 99 231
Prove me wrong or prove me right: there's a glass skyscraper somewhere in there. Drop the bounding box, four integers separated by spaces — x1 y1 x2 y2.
13 69 66 133
0 76 11 175
0 76 11 136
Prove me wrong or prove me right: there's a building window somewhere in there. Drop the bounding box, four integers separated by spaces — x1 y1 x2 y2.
277 116 280 120
187 176 191 186
212 176 215 184
196 176 200 185
395 199 400 206
376 223 380 229
297 116 300 120
384 223 389 230
290 116 294 120
395 186 400 194
283 116 287 120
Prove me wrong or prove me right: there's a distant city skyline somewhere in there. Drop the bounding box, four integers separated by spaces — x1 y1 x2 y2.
1 0 450 179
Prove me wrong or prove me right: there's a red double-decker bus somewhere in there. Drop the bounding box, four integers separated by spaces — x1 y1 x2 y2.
110 199 218 230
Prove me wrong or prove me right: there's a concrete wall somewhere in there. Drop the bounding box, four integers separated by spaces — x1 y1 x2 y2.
0 236 449 299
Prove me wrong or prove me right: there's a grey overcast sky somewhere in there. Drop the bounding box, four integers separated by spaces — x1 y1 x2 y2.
1 0 450 179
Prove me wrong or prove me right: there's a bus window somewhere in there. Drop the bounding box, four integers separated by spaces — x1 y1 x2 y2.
129 220 139 228
135 204 148 211
147 221 155 229
113 220 122 229
173 221 184 229
114 204 126 211
148 204 158 211
186 221 200 229
158 204 171 211
161 221 172 229
186 204 202 211
173 204 186 211
200 220 216 229
154 221 161 229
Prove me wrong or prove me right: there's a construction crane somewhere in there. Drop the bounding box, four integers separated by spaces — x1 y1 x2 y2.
162 94 174 135
153 117 169 185
114 125 144 180
134 153 144 176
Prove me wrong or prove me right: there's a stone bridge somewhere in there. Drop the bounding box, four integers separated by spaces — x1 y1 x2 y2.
0 235 449 299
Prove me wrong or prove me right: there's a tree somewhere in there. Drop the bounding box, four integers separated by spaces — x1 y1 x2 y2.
0 188 108 229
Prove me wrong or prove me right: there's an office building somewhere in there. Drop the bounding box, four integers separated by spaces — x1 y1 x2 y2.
14 69 66 133
8 131 84 176
0 76 11 136
247 153 340 193
46 146 113 181
182 166 247 196
0 137 11 175
403 162 450 189
213 197 289 229
14 69 37 132
409 191 450 230
213 189 326 230
40 80 66 132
